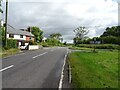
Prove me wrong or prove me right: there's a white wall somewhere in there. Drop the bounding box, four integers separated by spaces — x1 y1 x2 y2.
18 42 21 46
14 35 26 40
29 45 39 50
29 45 42 50
7 34 26 40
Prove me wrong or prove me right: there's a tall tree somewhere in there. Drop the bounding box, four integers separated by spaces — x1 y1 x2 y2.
73 26 89 44
31 26 43 42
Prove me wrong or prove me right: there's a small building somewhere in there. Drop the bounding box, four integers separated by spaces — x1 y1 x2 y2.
42 37 47 42
7 24 35 49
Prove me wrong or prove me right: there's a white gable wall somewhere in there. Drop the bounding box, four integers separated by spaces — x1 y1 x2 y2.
14 35 26 40
7 34 26 40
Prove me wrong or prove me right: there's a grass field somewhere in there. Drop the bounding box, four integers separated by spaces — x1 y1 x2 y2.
69 50 118 88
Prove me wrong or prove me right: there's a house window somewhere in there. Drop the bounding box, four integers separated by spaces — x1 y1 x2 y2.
20 35 23 38
9 34 14 38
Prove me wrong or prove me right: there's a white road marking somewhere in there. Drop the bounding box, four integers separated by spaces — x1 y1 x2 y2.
58 49 68 89
0 65 14 72
32 52 48 59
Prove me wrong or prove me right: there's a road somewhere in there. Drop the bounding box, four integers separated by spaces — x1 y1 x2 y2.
2 47 68 88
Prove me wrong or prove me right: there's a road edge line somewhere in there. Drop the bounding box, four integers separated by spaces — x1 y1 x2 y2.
58 49 68 90
68 56 72 84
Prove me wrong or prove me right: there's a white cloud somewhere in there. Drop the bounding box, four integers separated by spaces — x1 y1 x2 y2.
2 0 118 43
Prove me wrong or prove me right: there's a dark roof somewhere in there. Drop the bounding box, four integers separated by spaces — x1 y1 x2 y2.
7 24 34 37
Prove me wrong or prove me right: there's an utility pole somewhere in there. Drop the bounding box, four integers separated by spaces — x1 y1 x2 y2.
5 0 8 47
0 0 3 27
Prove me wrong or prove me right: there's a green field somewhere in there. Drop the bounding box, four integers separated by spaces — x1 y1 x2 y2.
69 50 118 88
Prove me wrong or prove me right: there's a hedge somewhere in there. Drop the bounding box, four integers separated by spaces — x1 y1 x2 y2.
74 44 119 49
3 39 17 49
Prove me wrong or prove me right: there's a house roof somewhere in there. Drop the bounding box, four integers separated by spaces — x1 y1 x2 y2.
7 24 34 37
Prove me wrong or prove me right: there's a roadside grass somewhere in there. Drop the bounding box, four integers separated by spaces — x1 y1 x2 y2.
69 50 118 88
0 48 20 58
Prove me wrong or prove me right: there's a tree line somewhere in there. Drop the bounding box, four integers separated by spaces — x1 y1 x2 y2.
1 25 119 49
73 26 119 45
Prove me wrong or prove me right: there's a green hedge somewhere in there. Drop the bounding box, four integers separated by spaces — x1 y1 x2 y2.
73 44 119 49
4 39 17 49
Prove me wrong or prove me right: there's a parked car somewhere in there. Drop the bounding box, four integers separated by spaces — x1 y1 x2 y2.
20 45 28 50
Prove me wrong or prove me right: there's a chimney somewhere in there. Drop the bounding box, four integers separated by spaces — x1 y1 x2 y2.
27 27 32 32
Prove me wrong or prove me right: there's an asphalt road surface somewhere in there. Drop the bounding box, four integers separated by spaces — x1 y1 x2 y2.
2 47 68 88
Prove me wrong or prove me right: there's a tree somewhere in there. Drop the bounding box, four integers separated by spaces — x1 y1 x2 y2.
45 33 63 46
100 26 119 44
101 26 118 37
31 26 43 43
50 33 62 41
45 38 61 46
73 26 89 44
73 37 81 45
101 36 118 44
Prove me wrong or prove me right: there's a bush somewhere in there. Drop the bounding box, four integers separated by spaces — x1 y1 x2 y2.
45 38 61 46
3 39 17 50
29 40 37 45
42 42 49 47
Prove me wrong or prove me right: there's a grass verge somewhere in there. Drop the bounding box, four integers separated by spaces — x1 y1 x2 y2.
69 50 118 88
0 48 20 58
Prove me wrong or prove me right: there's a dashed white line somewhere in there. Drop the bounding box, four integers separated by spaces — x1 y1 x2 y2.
0 65 14 72
32 52 48 59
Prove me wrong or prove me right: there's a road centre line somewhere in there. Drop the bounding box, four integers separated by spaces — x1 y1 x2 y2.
32 52 48 59
0 65 14 72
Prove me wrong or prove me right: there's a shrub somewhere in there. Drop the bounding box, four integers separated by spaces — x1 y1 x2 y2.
41 42 49 47
29 40 37 45
3 39 17 50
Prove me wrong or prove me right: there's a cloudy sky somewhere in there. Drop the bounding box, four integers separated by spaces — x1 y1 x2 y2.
2 0 118 43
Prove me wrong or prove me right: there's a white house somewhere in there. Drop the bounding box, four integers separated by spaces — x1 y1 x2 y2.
7 24 35 48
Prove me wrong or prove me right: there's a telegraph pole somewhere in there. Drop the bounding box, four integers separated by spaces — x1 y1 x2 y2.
5 0 8 47
0 0 3 27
